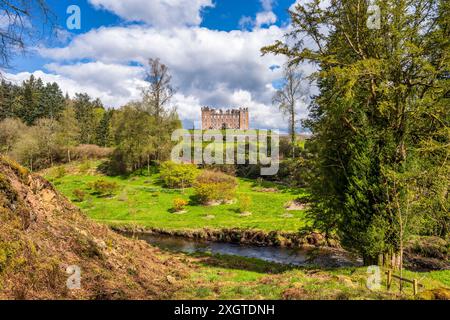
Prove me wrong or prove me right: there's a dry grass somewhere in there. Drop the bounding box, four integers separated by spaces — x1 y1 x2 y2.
0 156 187 300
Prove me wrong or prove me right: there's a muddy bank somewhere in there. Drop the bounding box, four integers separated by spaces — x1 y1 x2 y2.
111 225 339 249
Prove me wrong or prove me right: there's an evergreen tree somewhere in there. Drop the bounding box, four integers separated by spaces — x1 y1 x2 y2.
263 0 449 267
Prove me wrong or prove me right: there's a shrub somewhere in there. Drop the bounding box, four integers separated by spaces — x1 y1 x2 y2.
193 170 237 204
172 198 188 212
78 160 92 174
238 195 252 213
90 179 118 196
72 189 86 202
53 166 66 179
70 144 113 161
160 161 199 189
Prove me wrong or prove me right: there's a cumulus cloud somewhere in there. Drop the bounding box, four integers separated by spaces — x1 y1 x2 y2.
88 0 214 28
4 69 141 107
255 11 277 28
239 0 277 30
4 0 319 131
36 25 299 128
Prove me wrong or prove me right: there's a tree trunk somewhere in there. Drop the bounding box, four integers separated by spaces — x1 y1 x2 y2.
363 250 401 270
291 112 296 158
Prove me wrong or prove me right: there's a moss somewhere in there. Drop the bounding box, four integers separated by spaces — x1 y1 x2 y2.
0 156 29 182
0 241 21 274
0 173 18 207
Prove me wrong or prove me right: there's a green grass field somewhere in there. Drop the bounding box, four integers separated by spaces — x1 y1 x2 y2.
168 252 450 300
46 161 310 232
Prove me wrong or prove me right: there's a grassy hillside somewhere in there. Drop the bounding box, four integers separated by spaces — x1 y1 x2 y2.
44 161 309 232
1 156 448 300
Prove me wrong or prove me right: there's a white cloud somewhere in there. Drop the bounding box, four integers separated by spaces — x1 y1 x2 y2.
261 0 275 11
4 69 140 107
44 61 146 98
88 0 214 28
255 11 277 28
36 25 294 128
30 22 320 130
238 0 277 30
4 0 320 131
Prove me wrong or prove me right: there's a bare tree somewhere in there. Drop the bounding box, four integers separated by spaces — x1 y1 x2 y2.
141 58 175 121
0 0 51 71
140 58 178 162
272 65 307 157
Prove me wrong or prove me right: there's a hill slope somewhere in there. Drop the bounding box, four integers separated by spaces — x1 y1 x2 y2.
0 156 185 299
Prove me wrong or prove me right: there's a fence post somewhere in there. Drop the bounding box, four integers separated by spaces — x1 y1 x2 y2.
413 279 418 295
387 270 392 290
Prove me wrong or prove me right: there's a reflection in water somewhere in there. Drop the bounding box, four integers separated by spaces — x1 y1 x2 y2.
129 233 360 267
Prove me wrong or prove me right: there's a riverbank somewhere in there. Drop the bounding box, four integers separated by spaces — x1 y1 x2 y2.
111 225 339 248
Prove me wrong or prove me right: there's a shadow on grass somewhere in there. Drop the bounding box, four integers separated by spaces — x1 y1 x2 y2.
190 252 300 274
242 178 305 195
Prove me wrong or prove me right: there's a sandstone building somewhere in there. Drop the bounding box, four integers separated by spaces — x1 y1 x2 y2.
201 107 249 130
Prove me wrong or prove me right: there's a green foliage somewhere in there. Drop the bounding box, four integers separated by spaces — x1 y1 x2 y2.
172 198 188 212
160 161 199 189
238 195 252 213
52 166 66 179
72 189 86 202
73 93 105 145
194 170 237 204
264 0 450 264
89 179 118 196
0 76 65 125
47 165 309 232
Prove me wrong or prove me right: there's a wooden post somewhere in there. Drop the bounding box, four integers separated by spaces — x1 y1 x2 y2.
387 270 392 290
413 279 418 296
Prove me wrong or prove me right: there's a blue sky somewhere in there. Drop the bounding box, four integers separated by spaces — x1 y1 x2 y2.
5 0 314 130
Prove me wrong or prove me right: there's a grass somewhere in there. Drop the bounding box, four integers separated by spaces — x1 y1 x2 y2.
44 161 310 233
40 161 450 300
170 252 450 300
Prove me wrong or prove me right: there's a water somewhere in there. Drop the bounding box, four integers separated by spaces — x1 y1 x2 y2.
128 232 361 267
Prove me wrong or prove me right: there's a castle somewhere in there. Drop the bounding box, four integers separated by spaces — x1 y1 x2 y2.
201 107 249 130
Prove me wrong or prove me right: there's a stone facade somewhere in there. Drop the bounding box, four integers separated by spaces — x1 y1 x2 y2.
201 107 249 130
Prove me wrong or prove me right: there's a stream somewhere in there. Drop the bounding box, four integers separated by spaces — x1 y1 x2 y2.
128 232 362 267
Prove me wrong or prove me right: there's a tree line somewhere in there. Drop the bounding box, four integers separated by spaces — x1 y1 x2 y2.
0 59 181 172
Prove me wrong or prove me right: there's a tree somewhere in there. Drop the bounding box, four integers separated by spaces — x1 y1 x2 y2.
0 118 27 153
140 58 180 162
95 109 113 147
272 65 307 157
55 106 80 162
141 58 175 121
40 82 65 120
263 0 449 268
0 1 51 71
110 104 154 173
18 75 43 125
73 93 104 144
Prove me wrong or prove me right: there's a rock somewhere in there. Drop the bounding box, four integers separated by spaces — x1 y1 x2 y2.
166 275 177 284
